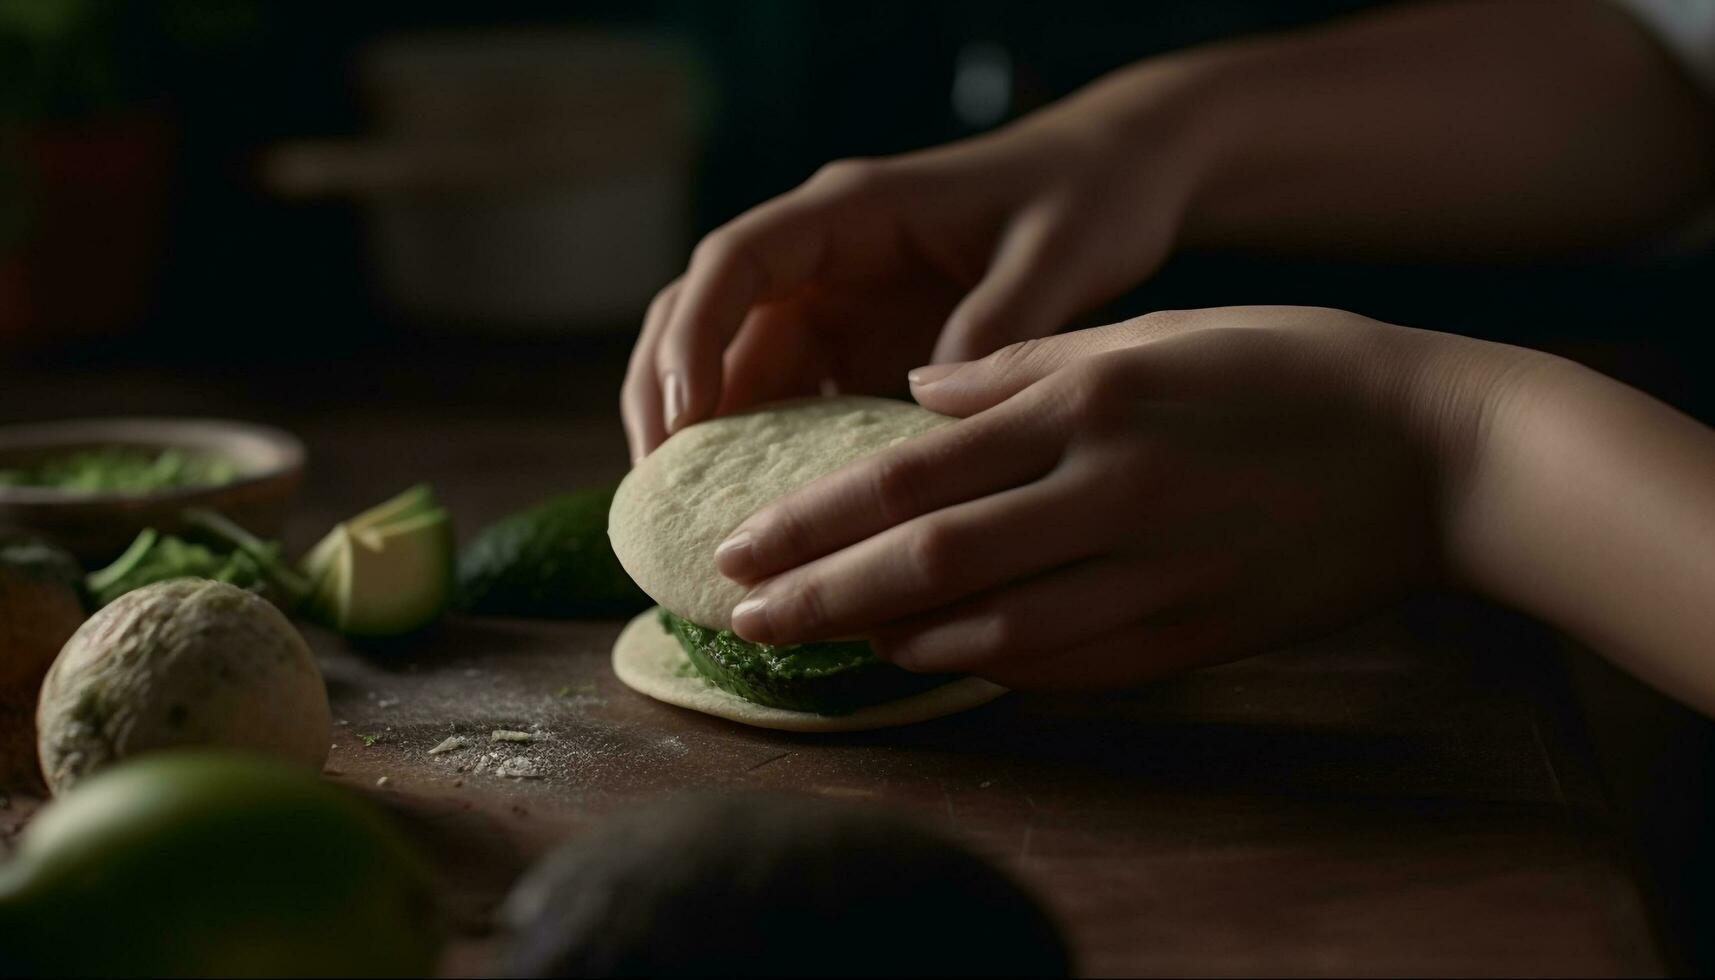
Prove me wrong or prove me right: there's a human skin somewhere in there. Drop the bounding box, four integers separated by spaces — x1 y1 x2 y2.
620 0 1715 710
714 308 1715 717
621 0 1715 461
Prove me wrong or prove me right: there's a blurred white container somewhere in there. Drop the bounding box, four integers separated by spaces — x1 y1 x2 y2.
266 30 701 328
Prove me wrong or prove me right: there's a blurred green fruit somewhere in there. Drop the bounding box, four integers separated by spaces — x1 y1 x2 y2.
457 485 649 618
0 751 443 977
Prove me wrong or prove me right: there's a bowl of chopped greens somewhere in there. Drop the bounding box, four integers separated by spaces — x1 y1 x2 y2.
0 418 304 562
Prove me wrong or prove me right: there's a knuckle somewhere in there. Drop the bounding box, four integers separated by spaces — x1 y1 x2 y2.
974 609 1027 657
786 577 831 634
986 335 1046 371
869 454 929 524
873 633 929 672
810 157 886 194
906 523 959 586
645 282 678 321
755 504 812 566
1059 355 1132 423
690 228 748 274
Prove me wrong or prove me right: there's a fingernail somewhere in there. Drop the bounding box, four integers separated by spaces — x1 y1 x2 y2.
714 530 755 577
907 363 961 387
730 594 770 636
663 372 688 433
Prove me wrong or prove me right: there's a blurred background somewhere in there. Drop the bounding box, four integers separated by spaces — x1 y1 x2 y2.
3 0 1710 416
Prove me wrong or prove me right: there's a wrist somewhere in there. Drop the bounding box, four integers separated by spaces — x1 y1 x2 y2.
1385 328 1563 591
1017 49 1238 239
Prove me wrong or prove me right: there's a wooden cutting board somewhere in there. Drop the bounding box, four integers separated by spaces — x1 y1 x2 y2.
313 599 1657 977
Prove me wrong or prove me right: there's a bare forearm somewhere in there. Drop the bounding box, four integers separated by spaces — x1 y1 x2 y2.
1072 0 1715 260
1451 354 1715 714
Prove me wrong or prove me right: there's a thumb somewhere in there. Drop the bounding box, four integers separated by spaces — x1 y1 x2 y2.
930 204 1084 365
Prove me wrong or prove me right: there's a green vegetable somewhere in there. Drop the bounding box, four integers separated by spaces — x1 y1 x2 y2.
73 485 457 636
457 486 650 618
0 751 443 977
84 529 268 608
182 507 312 607
299 485 454 638
81 511 311 611
0 446 238 494
659 610 954 715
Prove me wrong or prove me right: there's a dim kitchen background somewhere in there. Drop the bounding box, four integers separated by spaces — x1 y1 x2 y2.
3 0 1711 418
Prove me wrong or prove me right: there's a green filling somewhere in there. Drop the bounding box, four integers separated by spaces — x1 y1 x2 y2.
0 446 238 493
658 610 954 716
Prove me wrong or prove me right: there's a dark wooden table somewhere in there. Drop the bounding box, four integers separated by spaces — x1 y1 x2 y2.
0 334 1671 976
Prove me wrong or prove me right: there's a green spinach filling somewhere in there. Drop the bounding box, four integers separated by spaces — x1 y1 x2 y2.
0 447 238 493
658 609 954 715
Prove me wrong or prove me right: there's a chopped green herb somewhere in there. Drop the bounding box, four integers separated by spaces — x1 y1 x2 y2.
357 733 381 747
0 446 239 494
81 512 311 610
85 530 269 608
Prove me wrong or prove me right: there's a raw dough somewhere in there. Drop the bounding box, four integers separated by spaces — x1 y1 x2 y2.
609 396 951 630
36 579 330 793
612 609 1006 732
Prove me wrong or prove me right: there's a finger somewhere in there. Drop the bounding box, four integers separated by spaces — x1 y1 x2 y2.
714 392 1063 584
729 466 1104 645
622 279 682 461
930 203 1085 365
868 551 1231 674
976 615 1234 692
714 298 828 417
911 322 1147 418
656 165 891 436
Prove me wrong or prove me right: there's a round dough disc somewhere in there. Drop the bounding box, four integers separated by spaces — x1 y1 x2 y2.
612 609 1007 732
609 396 951 631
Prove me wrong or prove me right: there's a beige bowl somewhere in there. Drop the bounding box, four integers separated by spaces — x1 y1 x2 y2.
0 418 305 564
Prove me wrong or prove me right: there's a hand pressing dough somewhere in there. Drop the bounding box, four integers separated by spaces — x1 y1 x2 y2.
610 396 951 631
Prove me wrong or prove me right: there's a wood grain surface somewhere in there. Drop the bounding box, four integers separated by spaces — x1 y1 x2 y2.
0 335 1666 976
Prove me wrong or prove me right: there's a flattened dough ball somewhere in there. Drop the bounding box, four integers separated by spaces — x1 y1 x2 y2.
609 396 951 630
36 579 331 794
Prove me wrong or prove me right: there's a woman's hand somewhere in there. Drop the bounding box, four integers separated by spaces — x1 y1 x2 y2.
711 306 1537 690
622 0 1715 465
621 63 1217 461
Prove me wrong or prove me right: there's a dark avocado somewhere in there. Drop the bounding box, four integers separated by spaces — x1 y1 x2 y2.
0 751 443 977
659 610 955 715
457 486 651 618
501 792 1073 978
